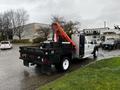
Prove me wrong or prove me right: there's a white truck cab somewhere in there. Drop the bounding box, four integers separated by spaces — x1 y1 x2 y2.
72 33 98 59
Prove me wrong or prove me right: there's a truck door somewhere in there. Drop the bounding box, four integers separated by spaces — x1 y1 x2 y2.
84 37 95 57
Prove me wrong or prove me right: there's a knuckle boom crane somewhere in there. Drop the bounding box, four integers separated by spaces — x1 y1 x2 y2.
52 22 76 47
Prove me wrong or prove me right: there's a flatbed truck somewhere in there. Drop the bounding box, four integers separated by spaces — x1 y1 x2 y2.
19 22 98 71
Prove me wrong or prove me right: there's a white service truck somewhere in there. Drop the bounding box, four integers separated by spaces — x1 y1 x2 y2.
19 22 98 71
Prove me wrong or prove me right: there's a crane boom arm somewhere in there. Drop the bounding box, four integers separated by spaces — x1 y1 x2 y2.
52 22 76 47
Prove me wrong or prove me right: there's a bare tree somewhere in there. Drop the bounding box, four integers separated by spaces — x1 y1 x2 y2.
0 12 12 40
0 9 29 40
13 9 29 40
36 27 50 39
64 21 80 36
51 16 65 25
51 16 80 37
6 10 16 35
2 11 13 40
0 14 2 29
0 14 3 40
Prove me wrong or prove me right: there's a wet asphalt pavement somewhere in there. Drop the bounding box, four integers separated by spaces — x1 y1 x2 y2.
0 44 120 90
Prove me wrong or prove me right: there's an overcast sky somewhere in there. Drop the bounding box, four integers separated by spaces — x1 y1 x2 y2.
0 0 120 28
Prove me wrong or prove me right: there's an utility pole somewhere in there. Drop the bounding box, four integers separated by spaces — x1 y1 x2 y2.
104 21 106 28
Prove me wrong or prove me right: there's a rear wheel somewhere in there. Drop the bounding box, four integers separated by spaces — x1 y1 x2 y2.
55 57 70 72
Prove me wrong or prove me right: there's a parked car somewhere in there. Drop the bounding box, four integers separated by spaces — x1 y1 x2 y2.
101 40 117 50
115 39 120 49
0 41 12 50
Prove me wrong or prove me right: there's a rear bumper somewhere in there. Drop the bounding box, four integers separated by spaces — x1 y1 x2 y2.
20 53 59 67
20 57 51 66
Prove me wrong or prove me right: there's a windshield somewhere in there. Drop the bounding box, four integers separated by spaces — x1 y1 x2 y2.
1 41 9 44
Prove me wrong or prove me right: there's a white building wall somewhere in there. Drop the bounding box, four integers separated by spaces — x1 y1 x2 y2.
83 27 120 42
13 23 49 40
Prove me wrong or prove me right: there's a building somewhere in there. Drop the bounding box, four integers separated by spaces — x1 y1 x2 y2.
101 29 120 41
83 27 120 42
83 27 110 42
13 23 50 40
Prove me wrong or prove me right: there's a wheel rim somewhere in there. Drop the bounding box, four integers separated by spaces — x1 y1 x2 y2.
63 59 69 70
95 51 98 57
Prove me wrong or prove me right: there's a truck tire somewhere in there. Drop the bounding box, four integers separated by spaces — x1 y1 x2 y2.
93 50 98 59
55 57 70 72
93 47 98 59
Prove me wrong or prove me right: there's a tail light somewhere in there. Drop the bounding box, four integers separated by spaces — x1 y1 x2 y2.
42 58 51 64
